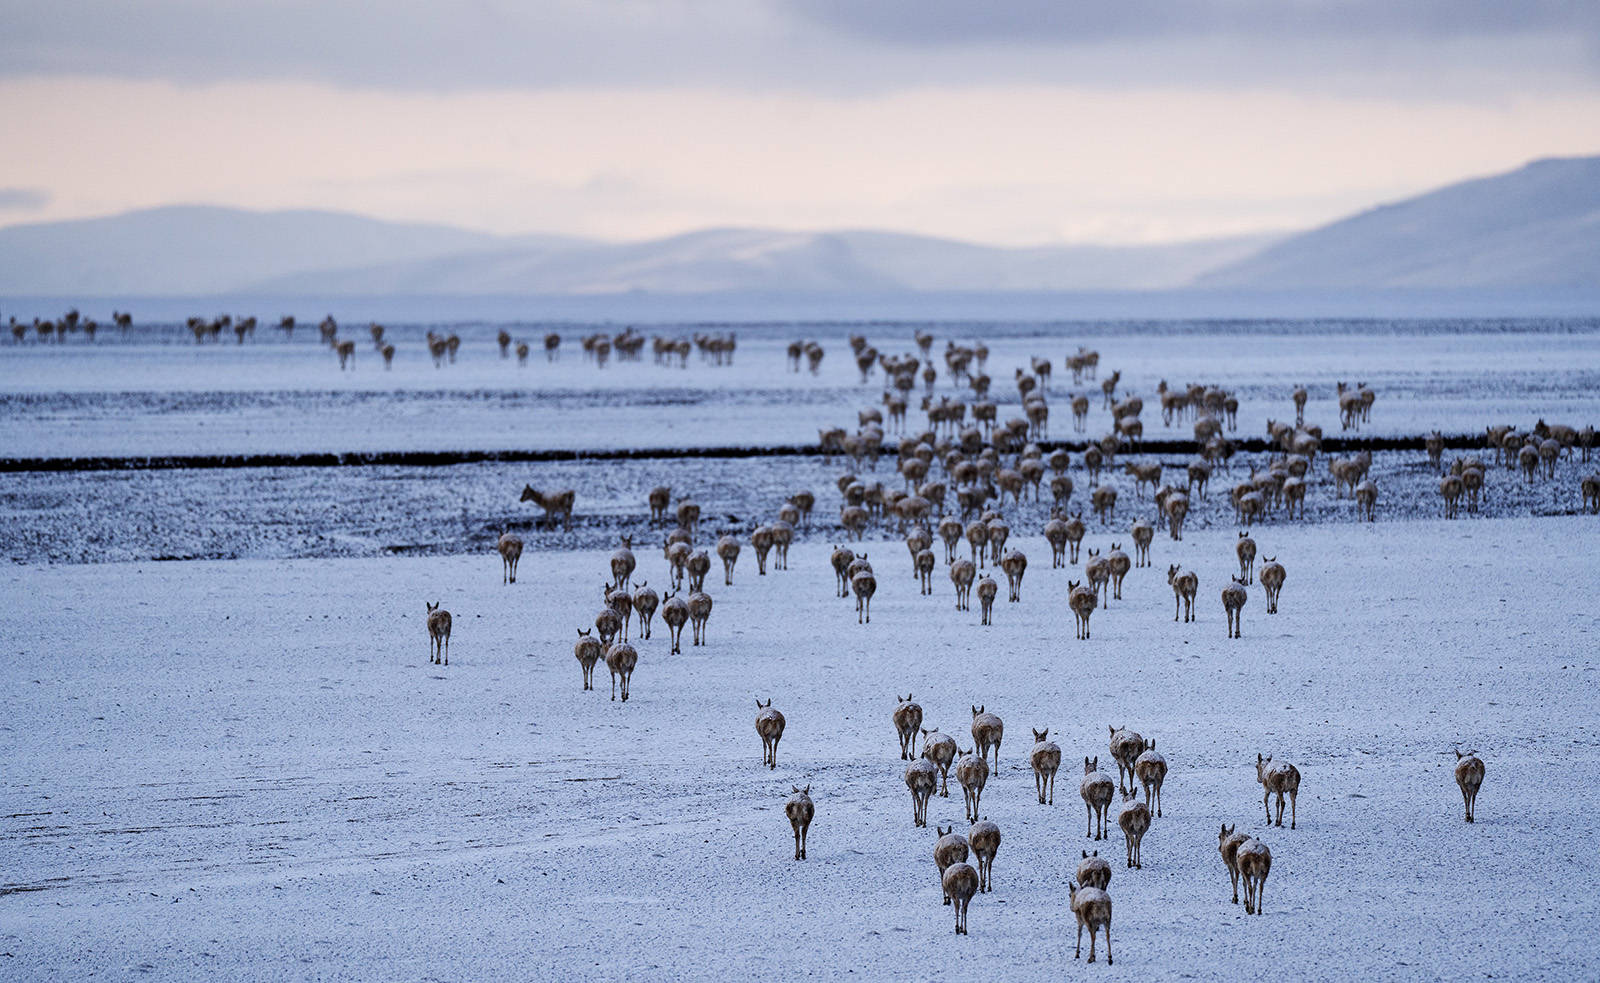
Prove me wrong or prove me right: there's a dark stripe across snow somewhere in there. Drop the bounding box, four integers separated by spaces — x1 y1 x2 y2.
0 433 1489 473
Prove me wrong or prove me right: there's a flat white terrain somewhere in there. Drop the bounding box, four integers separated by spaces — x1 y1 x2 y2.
3 518 1596 981
3 324 1598 457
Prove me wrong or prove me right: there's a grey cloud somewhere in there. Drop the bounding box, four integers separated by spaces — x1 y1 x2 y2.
0 187 51 210
786 1 1598 45
0 0 1594 93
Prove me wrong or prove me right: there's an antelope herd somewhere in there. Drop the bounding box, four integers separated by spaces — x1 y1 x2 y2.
16 312 1551 954
438 329 1528 949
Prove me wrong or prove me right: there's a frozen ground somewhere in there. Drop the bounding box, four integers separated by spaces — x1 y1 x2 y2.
2 320 1599 458
2 446 1596 564
2 520 1597 981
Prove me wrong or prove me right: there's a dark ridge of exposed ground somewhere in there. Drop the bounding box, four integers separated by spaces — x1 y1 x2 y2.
0 432 1507 472
2 449 1593 565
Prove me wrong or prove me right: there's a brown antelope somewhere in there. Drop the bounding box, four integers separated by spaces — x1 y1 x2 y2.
1077 850 1111 890
1236 837 1271 914
1000 549 1027 602
1164 491 1189 541
716 535 740 585
520 485 576 531
1257 754 1301 828
426 602 451 665
1236 532 1256 585
852 569 877 624
1117 789 1150 869
977 577 998 625
951 558 977 611
1219 823 1250 904
968 819 1001 893
1167 565 1197 622
1069 580 1097 639
1031 728 1061 805
648 486 671 524
785 785 813 860
1106 544 1131 601
687 590 713 644
935 826 970 904
1222 576 1247 638
906 758 939 826
1130 519 1153 567
1259 558 1286 614
1069 881 1113 964
830 545 854 597
893 695 923 760
922 729 958 797
605 642 637 701
944 862 980 934
1085 549 1110 607
1134 740 1167 817
574 629 601 689
496 532 523 584
1081 757 1115 840
661 592 689 654
756 699 785 769
956 748 989 823
610 536 637 587
1044 513 1069 568
916 548 936 595
1455 749 1485 822
632 582 658 639
971 706 1003 769
1108 725 1144 795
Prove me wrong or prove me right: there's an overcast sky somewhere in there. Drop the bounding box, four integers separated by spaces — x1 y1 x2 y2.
2 1 1597 244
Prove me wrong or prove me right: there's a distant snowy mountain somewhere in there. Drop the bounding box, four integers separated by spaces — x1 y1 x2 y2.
5 157 1596 296
0 206 577 295
246 227 1279 294
1199 157 1600 289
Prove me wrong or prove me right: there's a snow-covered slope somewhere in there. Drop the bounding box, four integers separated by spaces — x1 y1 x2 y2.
0 206 574 295
2 522 1596 980
1200 157 1600 289
248 228 1280 294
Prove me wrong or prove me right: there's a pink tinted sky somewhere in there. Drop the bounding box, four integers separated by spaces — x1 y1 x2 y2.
1 1 1597 245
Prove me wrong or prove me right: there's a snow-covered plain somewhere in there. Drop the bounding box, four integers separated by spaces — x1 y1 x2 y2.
2 521 1598 981
3 316 1598 981
2 319 1598 458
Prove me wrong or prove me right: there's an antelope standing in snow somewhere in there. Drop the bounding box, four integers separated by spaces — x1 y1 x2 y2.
906 758 938 827
944 862 979 934
605 642 637 701
785 786 813 860
1117 789 1150 869
922 729 958 797
968 819 1000 893
497 532 523 584
1222 576 1248 638
1081 757 1115 840
1236 837 1271 914
1167 565 1197 623
574 629 601 689
756 699 786 769
426 602 451 665
893 695 923 760
1030 728 1061 805
1257 753 1301 828
1455 749 1485 822
934 826 969 905
1259 558 1285 614
1134 740 1167 817
1069 880 1113 964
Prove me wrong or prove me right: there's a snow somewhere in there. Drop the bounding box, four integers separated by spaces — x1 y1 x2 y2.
2 320 1598 458
3 519 1598 980
3 316 1598 980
